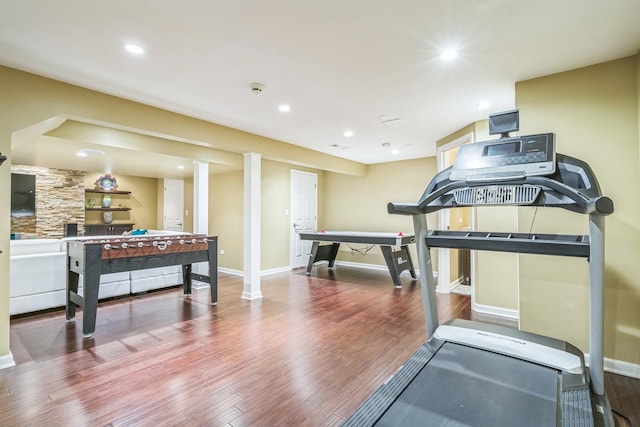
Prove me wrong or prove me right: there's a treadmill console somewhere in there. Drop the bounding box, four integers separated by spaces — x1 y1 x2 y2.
450 133 555 182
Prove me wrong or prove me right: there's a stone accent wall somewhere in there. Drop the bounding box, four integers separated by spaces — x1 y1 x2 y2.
11 165 85 239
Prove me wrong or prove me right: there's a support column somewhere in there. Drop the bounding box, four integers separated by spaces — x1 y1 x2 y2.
193 161 209 235
242 153 262 300
192 161 209 288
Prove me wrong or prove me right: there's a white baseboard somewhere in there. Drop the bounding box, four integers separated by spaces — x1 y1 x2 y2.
472 301 519 320
241 290 263 300
335 260 389 271
437 276 463 293
335 260 428 279
218 267 243 276
218 266 292 277
0 352 16 370
261 266 292 276
585 354 640 379
222 260 423 278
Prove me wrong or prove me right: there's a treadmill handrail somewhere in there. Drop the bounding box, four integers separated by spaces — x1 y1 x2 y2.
388 163 613 216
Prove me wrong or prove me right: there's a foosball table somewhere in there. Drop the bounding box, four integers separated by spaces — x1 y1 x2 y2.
66 234 218 337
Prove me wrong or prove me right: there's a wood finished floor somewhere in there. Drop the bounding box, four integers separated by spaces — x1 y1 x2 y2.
2 266 639 426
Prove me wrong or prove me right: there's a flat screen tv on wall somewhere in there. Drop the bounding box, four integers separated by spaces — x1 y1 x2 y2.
11 173 36 217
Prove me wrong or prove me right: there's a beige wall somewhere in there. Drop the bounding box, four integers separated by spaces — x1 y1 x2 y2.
261 160 326 271
209 161 326 272
474 206 520 311
0 65 365 362
261 160 293 271
515 55 640 364
324 157 438 266
209 170 244 270
84 173 159 230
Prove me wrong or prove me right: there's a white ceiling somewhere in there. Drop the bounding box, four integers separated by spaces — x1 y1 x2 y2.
1 0 639 175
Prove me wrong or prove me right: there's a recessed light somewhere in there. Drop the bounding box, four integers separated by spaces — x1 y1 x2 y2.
124 43 145 55
344 130 354 138
278 104 291 113
391 149 400 155
440 49 457 61
477 101 491 109
177 165 185 170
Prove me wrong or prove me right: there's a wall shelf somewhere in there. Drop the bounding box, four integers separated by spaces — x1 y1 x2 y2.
85 187 132 210
85 187 134 234
85 189 131 195
85 207 131 212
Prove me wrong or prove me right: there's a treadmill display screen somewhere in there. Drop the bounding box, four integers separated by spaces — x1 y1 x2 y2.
484 141 520 156
449 133 556 181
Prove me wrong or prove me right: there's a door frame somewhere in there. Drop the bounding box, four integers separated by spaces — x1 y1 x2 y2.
163 178 184 232
436 132 475 294
289 170 318 269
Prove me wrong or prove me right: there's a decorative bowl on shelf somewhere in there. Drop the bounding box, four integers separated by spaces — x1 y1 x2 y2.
95 174 118 191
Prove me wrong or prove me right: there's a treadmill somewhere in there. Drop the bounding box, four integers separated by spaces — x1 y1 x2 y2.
343 118 615 426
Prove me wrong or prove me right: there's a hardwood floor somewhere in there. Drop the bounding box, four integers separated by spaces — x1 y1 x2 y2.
2 266 639 426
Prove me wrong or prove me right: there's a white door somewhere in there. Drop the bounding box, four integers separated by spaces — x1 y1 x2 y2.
290 170 317 269
164 179 184 231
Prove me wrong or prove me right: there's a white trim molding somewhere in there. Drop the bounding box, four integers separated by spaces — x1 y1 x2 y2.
218 266 295 277
261 266 292 276
471 301 519 320
441 276 464 294
585 354 640 379
218 267 243 276
0 352 16 370
335 260 388 272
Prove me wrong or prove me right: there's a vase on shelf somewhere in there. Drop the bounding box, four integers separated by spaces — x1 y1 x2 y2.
102 194 112 208
103 211 113 224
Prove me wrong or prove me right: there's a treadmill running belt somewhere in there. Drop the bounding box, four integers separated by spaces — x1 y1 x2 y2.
376 342 559 426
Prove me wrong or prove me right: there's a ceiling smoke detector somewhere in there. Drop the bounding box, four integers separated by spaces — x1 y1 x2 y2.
249 82 265 94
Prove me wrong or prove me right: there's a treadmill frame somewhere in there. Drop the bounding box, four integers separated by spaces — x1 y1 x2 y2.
345 151 615 426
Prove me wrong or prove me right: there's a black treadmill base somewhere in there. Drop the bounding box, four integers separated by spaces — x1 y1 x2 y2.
344 341 595 427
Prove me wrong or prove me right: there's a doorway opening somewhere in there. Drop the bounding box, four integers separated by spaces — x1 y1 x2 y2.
437 133 474 296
